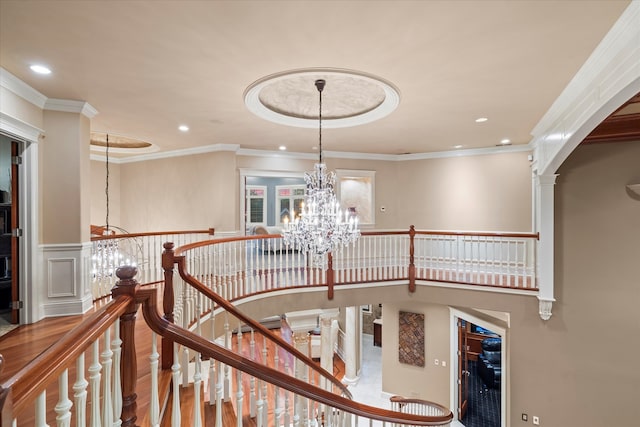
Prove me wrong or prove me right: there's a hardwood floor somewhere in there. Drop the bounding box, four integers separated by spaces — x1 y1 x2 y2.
0 300 345 427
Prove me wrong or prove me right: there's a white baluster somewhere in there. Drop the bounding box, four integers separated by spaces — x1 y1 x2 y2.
36 390 49 427
261 344 268 427
55 369 73 427
101 329 113 427
73 353 89 427
215 359 223 427
111 319 122 426
250 329 257 417
89 341 102 427
171 343 181 427
193 351 203 427
223 315 231 402
149 332 160 427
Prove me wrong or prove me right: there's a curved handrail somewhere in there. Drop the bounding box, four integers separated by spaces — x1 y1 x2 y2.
172 253 353 400
91 228 216 242
1 296 132 419
390 395 449 407
137 288 453 425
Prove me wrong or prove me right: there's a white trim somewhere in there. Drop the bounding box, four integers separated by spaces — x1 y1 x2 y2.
0 67 47 108
47 257 77 297
115 143 240 164
531 1 640 175
42 296 93 318
44 99 98 118
0 112 44 143
109 141 531 164
239 168 306 235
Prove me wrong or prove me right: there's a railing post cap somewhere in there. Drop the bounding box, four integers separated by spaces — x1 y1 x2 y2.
163 242 174 250
116 265 138 281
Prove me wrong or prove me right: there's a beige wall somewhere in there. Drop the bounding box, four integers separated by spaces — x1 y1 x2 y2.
112 150 532 233
90 159 121 229
41 110 91 243
382 302 450 404
395 152 532 231
119 151 237 232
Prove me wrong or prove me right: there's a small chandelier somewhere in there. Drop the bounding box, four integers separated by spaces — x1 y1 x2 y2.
282 79 360 257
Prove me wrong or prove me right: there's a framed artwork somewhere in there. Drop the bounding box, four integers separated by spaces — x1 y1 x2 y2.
398 311 425 367
336 169 375 225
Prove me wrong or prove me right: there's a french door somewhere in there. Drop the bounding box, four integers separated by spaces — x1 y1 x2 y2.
457 319 469 420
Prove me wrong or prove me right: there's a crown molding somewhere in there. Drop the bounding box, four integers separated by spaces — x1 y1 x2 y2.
0 67 48 108
107 143 241 164
237 147 317 160
115 142 531 164
0 112 45 143
44 99 98 118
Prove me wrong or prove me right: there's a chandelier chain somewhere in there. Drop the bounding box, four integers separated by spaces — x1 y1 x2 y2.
105 133 110 231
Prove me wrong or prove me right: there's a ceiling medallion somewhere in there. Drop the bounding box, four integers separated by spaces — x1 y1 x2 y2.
90 132 157 154
244 68 400 128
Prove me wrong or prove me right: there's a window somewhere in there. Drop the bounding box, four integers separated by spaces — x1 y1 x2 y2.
246 185 267 225
276 185 305 225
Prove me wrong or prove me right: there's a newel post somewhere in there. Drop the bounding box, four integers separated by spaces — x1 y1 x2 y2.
327 252 334 300
409 225 416 293
112 265 141 427
161 242 175 370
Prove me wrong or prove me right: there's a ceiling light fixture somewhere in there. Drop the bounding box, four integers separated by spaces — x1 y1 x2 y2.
282 79 360 258
30 64 51 75
178 125 189 132
279 145 287 151
475 117 488 123
500 139 511 144
454 145 463 149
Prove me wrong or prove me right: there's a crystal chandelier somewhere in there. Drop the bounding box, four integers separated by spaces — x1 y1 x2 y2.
282 79 360 257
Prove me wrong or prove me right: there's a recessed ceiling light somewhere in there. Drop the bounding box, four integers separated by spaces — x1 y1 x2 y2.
475 117 488 123
178 125 189 132
500 139 511 144
279 145 287 151
454 145 463 149
30 64 51 75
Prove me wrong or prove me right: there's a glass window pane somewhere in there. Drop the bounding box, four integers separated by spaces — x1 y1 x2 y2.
250 199 263 223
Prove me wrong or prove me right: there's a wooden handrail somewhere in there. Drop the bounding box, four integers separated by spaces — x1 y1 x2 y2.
172 228 539 255
414 230 539 239
171 251 353 400
137 287 453 425
390 395 450 408
91 228 215 242
1 296 132 419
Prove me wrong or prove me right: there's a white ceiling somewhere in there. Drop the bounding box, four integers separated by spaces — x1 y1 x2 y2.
0 0 630 158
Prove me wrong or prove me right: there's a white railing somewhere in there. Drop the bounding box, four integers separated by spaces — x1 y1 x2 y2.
90 229 215 301
390 395 452 423
413 232 536 288
175 230 538 305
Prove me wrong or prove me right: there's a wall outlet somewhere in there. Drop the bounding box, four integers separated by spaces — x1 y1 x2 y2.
521 413 528 422
533 415 540 425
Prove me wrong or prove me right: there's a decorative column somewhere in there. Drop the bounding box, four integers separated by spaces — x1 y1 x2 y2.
41 101 97 317
536 173 558 320
319 311 337 390
342 306 359 385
